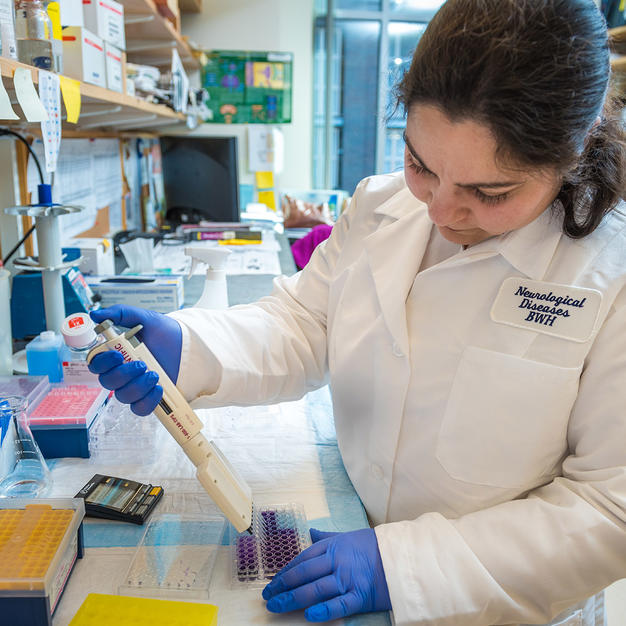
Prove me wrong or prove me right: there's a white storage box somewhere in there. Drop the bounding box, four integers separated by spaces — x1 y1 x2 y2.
62 27 106 87
63 237 115 275
82 0 125 50
59 0 84 27
85 275 185 313
104 42 123 93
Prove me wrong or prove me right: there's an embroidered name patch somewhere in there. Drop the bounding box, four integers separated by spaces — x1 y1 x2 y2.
490 277 602 342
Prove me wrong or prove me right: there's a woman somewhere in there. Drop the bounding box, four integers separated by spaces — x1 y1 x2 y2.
89 1 626 623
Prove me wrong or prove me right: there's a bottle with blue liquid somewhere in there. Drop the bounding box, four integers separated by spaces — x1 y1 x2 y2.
26 330 65 382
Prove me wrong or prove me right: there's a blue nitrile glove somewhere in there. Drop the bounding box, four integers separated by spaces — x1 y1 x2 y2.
262 528 392 622
88 304 182 416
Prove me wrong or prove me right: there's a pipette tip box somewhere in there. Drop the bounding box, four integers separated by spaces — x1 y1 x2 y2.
0 498 85 626
27 384 110 459
69 593 218 626
231 502 310 588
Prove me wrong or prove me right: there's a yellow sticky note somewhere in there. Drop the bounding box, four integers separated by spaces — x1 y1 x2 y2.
59 76 81 123
255 170 274 190
258 190 276 211
47 2 62 40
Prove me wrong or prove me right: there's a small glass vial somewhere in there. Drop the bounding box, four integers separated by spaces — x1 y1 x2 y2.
14 0 54 70
61 313 104 383
0 395 51 498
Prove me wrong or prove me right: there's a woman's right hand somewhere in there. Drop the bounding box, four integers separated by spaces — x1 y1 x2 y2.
88 304 182 416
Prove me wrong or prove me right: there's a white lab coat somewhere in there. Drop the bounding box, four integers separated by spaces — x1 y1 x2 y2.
170 173 626 626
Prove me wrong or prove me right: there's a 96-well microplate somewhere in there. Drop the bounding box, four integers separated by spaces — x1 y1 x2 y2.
232 503 310 588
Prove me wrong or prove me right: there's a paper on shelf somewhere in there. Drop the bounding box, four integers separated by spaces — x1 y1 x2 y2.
39 71 62 173
13 67 49 122
0 75 18 120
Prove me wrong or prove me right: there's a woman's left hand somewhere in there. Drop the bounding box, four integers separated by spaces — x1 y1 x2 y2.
262 528 392 622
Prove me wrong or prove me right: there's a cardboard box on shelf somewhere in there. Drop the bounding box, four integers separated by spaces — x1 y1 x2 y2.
62 237 115 275
82 0 126 50
104 42 124 93
62 27 106 87
59 0 83 26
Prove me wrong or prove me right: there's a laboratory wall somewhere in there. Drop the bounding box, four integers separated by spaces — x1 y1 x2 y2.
181 0 314 191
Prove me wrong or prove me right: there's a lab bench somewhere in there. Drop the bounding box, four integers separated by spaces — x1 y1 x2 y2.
46 233 391 625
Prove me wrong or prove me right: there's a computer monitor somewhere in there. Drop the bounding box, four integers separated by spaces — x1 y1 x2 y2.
160 136 240 224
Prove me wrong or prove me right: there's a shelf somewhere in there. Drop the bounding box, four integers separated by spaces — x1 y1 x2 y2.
0 0 199 130
122 0 200 69
178 0 202 13
0 58 185 131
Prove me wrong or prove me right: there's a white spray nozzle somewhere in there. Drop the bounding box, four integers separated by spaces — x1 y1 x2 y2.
184 247 231 279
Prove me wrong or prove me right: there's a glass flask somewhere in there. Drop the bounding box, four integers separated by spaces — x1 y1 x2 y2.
14 0 54 70
0 395 51 498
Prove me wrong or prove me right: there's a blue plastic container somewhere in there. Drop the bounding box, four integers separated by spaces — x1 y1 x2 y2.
26 331 65 383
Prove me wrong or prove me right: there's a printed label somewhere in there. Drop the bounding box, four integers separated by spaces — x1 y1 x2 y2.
62 360 97 383
490 277 602 342
68 316 84 328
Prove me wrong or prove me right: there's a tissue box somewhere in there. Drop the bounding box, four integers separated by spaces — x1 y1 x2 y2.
85 275 184 313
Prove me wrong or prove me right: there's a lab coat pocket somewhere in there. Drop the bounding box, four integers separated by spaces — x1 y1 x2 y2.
436 346 582 489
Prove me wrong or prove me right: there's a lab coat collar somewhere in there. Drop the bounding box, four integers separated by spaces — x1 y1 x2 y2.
468 204 563 281
373 182 417 220
365 187 432 354
365 188 564 351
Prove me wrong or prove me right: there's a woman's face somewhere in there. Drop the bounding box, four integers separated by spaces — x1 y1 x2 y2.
404 105 562 247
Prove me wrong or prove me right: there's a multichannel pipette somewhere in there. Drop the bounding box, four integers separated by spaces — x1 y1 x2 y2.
61 313 253 533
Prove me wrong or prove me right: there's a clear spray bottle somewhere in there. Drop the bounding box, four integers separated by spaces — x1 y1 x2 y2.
184 247 231 310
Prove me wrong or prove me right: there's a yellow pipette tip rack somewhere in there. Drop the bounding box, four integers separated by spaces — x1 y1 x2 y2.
69 593 219 626
0 498 85 626
0 504 74 589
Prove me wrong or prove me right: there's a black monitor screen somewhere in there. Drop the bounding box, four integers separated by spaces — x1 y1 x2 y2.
160 136 240 223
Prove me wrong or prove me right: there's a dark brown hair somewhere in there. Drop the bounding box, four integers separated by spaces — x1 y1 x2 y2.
397 0 625 238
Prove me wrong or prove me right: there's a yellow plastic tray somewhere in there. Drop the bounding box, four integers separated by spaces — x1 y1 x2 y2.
69 593 218 625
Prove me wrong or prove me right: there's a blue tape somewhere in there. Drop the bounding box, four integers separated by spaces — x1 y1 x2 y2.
83 519 227 548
